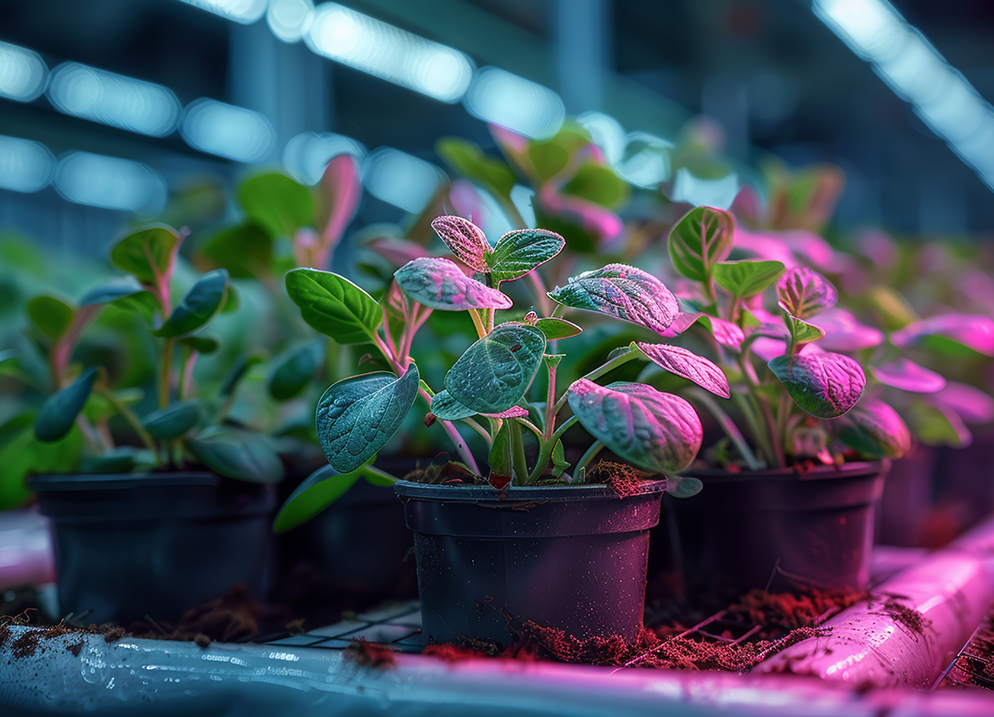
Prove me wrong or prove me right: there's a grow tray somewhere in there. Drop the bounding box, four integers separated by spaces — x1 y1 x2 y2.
5 517 994 716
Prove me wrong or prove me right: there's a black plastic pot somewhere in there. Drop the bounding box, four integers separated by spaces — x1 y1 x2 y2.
29 471 276 625
396 478 668 647
277 477 416 598
657 460 888 595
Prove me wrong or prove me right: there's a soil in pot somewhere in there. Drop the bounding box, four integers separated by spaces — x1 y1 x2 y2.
396 477 667 649
653 460 888 598
29 471 276 626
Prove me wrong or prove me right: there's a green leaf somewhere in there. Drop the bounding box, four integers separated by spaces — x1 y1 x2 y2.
220 352 265 397
198 223 273 279
34 368 98 442
113 290 159 325
222 284 240 314
27 295 75 341
154 269 229 338
430 215 492 273
273 464 361 533
285 268 382 344
535 317 582 340
837 399 911 459
665 474 703 498
780 303 826 352
109 225 181 284
79 446 155 474
79 276 145 306
0 417 81 510
776 267 837 320
633 342 730 398
487 421 514 484
394 257 512 311
551 439 569 478
142 401 200 440
563 163 629 207
238 173 314 239
435 137 516 200
187 428 286 483
429 390 477 420
567 379 703 473
712 260 785 298
667 206 735 282
179 334 220 354
444 324 546 414
908 399 970 448
768 352 865 419
548 264 679 335
267 339 325 401
487 229 566 284
316 365 420 473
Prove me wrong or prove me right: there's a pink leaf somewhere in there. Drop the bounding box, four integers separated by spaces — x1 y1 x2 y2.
810 308 884 352
319 154 362 258
481 406 529 419
394 257 512 311
931 382 994 423
873 358 946 394
365 237 430 268
777 266 837 320
430 215 492 273
634 342 730 398
891 314 994 356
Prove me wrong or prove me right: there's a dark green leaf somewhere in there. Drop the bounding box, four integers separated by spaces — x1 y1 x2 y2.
445 324 546 414
273 461 396 533
0 417 80 510
568 379 703 473
768 352 865 419
79 276 145 306
142 401 200 440
34 368 98 442
535 317 582 340
187 428 286 483
548 264 679 335
712 260 785 298
551 439 569 478
667 206 735 282
179 334 220 354
238 173 314 239
220 352 265 397
199 223 273 279
394 257 512 311
267 340 325 401
488 229 566 284
837 399 911 459
154 269 229 338
79 446 155 474
316 366 420 473
113 290 159 324
27 295 75 341
109 225 181 284
285 268 382 344
665 474 703 498
487 421 514 484
429 390 477 420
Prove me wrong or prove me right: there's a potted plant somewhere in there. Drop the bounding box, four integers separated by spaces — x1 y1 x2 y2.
648 203 992 595
24 224 285 625
281 214 725 647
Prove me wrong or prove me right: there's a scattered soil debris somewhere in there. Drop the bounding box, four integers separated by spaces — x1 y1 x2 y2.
870 594 931 637
345 639 396 668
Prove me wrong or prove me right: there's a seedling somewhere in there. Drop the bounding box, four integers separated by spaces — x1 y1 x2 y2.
26 224 284 483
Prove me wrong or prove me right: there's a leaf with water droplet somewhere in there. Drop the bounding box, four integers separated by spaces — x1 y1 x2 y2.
776 267 837 320
768 352 864 419
395 257 512 311
633 342 730 398
567 379 703 473
315 365 420 473
548 264 678 335
444 324 546 414
431 215 492 273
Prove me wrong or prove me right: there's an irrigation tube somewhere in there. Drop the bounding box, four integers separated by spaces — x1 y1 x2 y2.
761 514 994 688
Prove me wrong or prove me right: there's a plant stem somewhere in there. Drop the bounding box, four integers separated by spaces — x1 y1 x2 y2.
553 350 640 415
510 420 528 485
178 347 197 401
686 388 762 471
96 387 158 454
438 418 481 475
544 359 558 439
574 440 605 483
525 415 578 484
158 338 174 410
460 416 492 447
468 308 487 339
